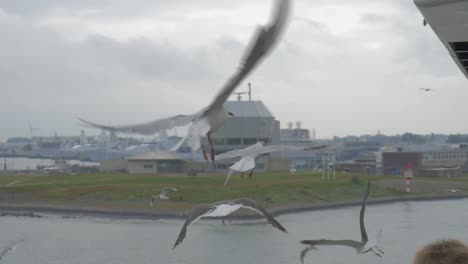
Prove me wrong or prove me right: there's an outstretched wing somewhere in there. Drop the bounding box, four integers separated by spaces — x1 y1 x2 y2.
173 204 214 249
360 176 371 243
301 239 362 249
300 246 317 264
259 145 304 154
161 188 177 196
304 145 328 151
215 148 251 161
224 170 236 186
0 239 23 261
236 198 287 232
78 115 194 135
201 0 291 116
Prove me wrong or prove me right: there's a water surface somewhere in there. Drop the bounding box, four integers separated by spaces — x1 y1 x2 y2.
0 199 467 264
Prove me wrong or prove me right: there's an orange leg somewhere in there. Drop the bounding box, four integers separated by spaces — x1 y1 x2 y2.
207 131 215 162
201 145 208 161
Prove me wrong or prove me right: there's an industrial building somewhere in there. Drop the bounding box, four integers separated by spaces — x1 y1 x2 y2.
101 151 186 174
101 98 321 174
210 99 284 172
382 149 468 177
279 123 324 170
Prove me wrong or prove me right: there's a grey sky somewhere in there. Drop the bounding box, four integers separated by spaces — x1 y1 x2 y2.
1 0 467 141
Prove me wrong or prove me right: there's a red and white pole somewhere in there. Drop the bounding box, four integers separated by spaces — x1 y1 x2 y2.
405 177 411 192
404 162 414 193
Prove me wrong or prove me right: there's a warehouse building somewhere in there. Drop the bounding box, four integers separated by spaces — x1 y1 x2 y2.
210 100 284 172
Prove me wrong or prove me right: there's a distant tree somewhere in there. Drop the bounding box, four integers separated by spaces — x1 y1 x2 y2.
401 133 426 144
447 134 468 144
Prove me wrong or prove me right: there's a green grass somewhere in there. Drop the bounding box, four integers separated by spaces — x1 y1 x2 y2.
0 172 412 210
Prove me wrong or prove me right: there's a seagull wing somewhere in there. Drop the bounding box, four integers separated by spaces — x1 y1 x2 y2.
173 204 215 249
161 188 177 196
301 239 362 249
215 143 266 160
215 148 253 161
304 145 328 151
229 156 256 173
201 0 291 116
78 115 194 135
0 240 22 261
170 117 210 151
224 170 236 186
360 176 371 243
300 246 317 264
236 198 287 232
258 145 304 154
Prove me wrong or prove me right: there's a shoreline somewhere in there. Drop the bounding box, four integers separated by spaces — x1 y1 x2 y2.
0 193 467 220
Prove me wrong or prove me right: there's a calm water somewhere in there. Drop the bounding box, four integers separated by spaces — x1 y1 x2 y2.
0 158 98 171
0 199 467 264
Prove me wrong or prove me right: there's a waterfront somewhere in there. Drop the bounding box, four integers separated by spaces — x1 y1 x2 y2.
0 199 467 263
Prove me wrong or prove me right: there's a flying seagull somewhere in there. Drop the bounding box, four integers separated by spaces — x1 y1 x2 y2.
290 162 297 175
300 176 384 263
172 198 287 249
444 189 463 193
150 188 177 206
78 0 291 162
215 142 326 185
419 88 433 92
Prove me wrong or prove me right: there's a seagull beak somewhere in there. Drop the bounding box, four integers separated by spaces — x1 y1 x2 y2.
228 112 235 117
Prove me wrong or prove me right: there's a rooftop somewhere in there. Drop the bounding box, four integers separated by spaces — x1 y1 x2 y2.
224 100 274 118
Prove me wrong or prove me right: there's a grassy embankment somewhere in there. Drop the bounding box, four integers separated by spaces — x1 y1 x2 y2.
0 172 466 211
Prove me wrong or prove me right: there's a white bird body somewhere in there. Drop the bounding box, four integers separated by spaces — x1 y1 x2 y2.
158 194 169 200
216 142 313 185
173 198 287 248
359 240 377 254
79 0 291 162
150 188 177 206
204 204 243 218
230 156 256 173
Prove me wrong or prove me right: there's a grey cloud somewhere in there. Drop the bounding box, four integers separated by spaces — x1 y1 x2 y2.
359 13 389 24
1 0 468 140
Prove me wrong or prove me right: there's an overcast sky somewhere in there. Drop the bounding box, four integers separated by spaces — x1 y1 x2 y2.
1 0 467 141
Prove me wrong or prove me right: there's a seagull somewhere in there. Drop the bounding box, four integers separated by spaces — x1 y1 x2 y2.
419 88 433 92
78 0 291 162
300 176 384 263
290 162 297 175
150 188 178 206
215 142 326 185
444 189 463 193
172 198 287 249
